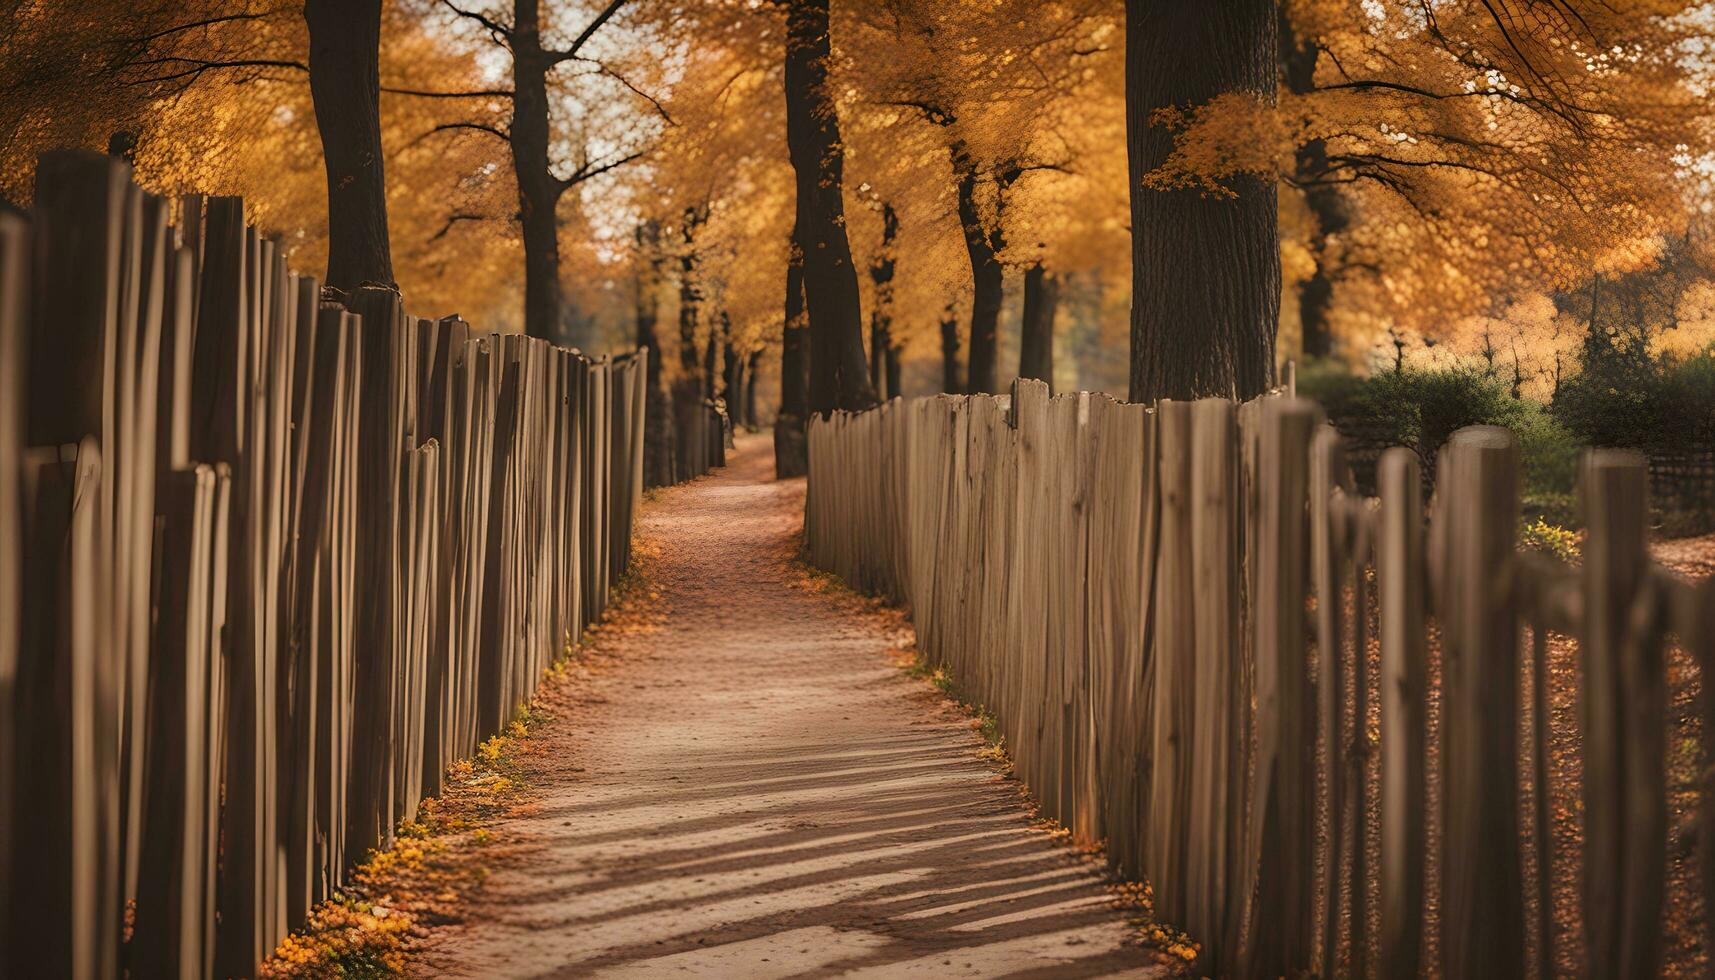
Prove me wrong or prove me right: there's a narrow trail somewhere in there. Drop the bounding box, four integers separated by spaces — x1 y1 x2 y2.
418 434 1165 978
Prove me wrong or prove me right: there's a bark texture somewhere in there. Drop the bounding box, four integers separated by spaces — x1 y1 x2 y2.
939 306 963 395
955 163 1007 395
1127 0 1280 403
511 0 565 342
673 207 708 482
1019 262 1059 392
774 231 811 477
783 0 876 416
635 220 675 488
868 203 898 400
1282 11 1342 360
305 0 394 294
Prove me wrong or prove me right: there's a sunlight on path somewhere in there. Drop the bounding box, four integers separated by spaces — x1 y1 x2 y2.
418 434 1165 979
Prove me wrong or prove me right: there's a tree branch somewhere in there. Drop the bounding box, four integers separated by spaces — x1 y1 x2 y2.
556 145 648 192
124 56 308 87
382 84 513 99
441 0 512 46
546 0 629 63
408 121 511 148
130 12 269 44
570 56 674 124
430 212 492 241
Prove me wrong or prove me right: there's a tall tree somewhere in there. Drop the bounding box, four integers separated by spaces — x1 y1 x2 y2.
674 203 709 480
305 0 395 293
955 157 1013 394
939 301 962 394
775 228 811 475
1279 9 1340 360
868 202 898 399
1019 260 1059 391
433 0 650 342
1127 0 1280 402
1154 0 1705 366
634 219 674 487
782 0 875 414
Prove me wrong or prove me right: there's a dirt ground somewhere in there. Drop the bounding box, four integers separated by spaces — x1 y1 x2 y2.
414 434 1165 978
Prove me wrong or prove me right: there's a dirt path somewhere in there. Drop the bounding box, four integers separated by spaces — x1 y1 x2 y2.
417 434 1166 979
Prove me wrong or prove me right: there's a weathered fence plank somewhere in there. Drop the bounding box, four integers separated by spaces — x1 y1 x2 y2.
808 384 1713 980
0 155 660 979
1433 426 1525 979
1377 447 1425 980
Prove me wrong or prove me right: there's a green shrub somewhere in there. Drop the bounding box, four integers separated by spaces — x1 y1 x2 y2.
1553 347 1715 452
1515 407 1581 498
1300 360 1545 489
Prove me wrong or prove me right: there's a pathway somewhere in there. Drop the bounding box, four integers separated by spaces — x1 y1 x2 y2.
419 434 1165 978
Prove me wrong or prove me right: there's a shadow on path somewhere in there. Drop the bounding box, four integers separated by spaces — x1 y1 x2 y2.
417 435 1166 978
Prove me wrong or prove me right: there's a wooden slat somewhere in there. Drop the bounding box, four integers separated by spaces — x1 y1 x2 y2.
1148 399 1193 922
13 441 112 979
134 466 219 979
1377 448 1425 980
1185 398 1237 970
0 211 26 959
1434 426 1524 978
1243 397 1318 980
1310 425 1347 977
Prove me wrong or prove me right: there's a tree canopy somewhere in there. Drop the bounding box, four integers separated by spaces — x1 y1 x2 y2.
6 0 1714 406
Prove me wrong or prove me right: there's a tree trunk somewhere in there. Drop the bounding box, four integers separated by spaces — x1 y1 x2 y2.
955 162 1006 395
885 341 902 400
869 202 898 399
939 304 963 394
634 220 674 488
869 318 887 399
705 311 724 401
511 0 565 342
673 206 707 481
722 318 742 411
745 349 761 426
783 0 876 415
1282 11 1342 360
305 0 393 294
775 227 811 476
1019 261 1059 392
1127 0 1280 402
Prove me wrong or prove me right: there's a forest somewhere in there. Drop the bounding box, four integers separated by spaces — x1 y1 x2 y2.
7 0 1713 521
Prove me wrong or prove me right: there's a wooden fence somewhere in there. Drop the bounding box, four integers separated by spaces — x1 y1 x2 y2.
805 378 1715 978
0 151 658 978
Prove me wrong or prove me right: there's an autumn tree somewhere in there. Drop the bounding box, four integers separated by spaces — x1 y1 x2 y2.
1127 0 1280 403
634 219 675 487
842 0 1114 396
1155 1 1707 372
781 0 875 414
1018 260 1059 390
421 0 657 343
867 201 901 400
306 0 395 293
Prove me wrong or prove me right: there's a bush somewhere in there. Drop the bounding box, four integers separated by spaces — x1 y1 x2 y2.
1515 407 1581 498
1299 360 1540 488
1553 347 1715 452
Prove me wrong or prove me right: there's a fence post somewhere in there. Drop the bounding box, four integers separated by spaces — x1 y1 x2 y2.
0 211 24 968
1580 448 1662 977
1186 397 1237 970
1435 425 1523 978
1243 397 1319 980
1378 447 1425 979
1149 399 1192 922
1311 425 1347 976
